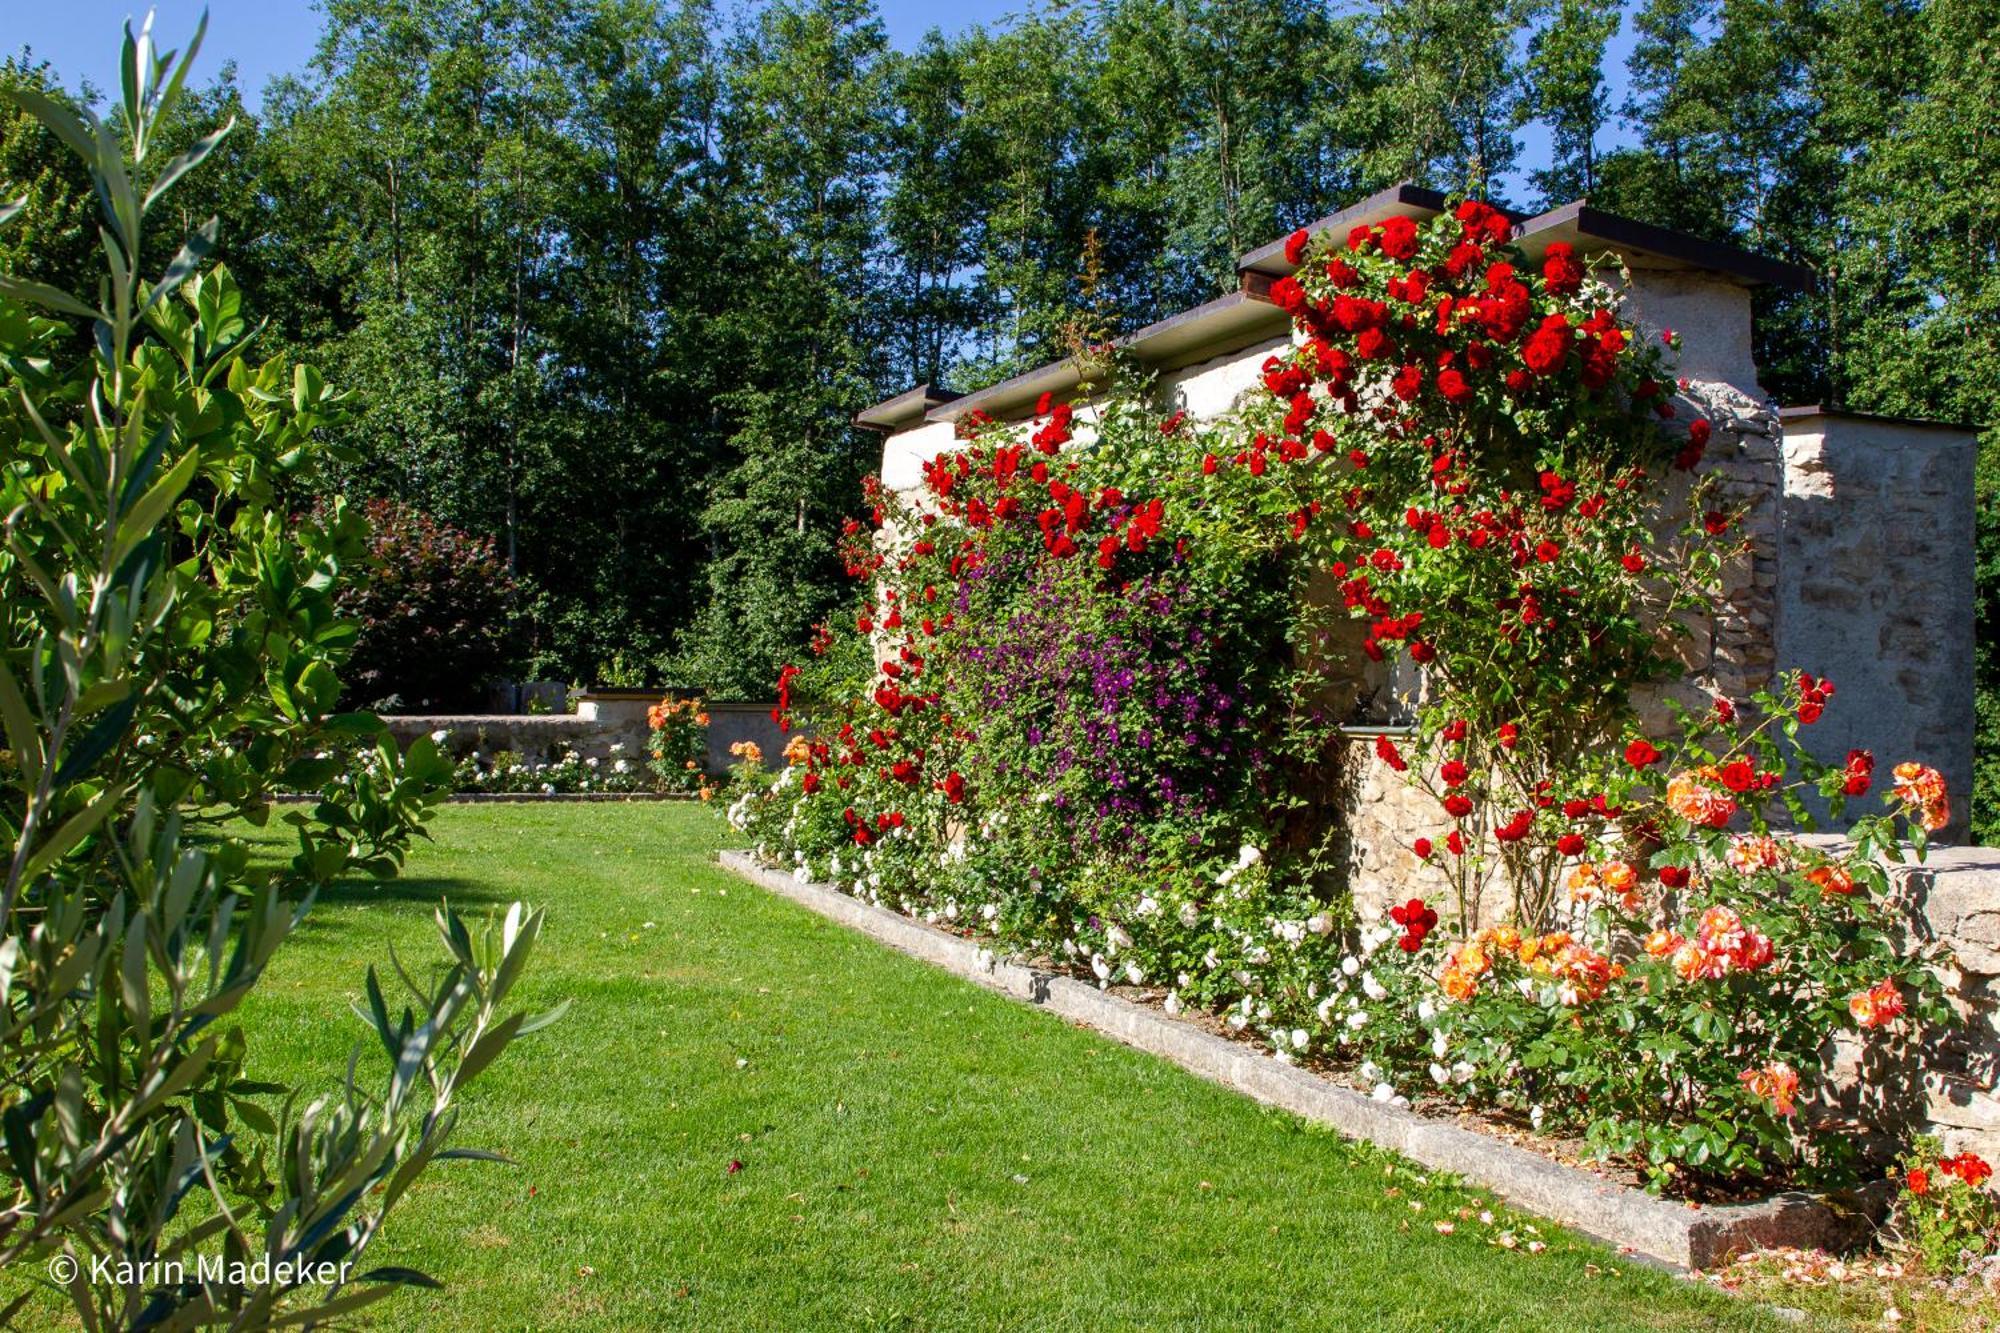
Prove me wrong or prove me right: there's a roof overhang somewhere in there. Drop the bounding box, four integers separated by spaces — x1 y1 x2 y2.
853 382 961 432
1510 202 1813 290
1238 181 1452 278
924 287 1289 426
1779 404 1979 433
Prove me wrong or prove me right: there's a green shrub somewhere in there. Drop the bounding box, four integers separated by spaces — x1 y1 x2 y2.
0 20 555 1325
337 498 523 712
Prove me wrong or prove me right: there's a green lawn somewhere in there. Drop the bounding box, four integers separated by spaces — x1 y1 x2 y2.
31 804 1769 1329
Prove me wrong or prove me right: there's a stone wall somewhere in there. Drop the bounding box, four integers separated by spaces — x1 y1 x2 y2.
384 712 623 763
1777 410 1977 840
385 695 783 774
1901 846 2000 1161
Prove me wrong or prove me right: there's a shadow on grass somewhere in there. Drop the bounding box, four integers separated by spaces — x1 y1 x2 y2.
285 876 508 942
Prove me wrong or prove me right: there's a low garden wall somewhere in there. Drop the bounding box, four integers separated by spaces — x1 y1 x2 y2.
384 695 784 774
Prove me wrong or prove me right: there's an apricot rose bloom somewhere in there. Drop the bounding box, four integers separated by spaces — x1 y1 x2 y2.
1665 768 1737 829
1848 978 1905 1028
1892 762 1950 832
1440 940 1492 1001
1739 1062 1800 1117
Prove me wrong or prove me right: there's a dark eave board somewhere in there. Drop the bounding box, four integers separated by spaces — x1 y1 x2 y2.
924 289 1288 426
1779 404 1980 434
1509 201 1813 290
854 382 961 431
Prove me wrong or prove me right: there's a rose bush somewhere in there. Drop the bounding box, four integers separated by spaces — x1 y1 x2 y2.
1893 1137 1999 1275
728 201 1953 1195
647 695 711 790
1336 675 1950 1192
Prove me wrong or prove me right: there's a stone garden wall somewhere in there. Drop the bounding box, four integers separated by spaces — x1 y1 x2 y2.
385 694 783 774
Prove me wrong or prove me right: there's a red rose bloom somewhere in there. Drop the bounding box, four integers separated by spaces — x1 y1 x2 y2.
1624 739 1662 769
1541 242 1583 295
1355 327 1394 361
1522 314 1574 376
1843 749 1875 796
1437 368 1474 404
1284 227 1311 266
1379 215 1420 261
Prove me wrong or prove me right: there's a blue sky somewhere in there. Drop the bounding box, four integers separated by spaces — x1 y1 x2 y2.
11 1 1028 102
13 1 1640 204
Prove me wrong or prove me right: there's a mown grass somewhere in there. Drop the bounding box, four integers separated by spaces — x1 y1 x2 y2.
17 804 1772 1329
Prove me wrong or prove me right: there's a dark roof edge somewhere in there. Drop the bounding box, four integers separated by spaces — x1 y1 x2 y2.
1778 404 1981 434
1238 181 1448 277
854 382 961 431
923 288 1288 426
1512 201 1814 290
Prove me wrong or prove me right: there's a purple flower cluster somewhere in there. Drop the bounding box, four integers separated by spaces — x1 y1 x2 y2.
955 563 1257 859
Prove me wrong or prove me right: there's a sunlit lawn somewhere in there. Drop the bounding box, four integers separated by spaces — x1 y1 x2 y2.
21 804 1773 1328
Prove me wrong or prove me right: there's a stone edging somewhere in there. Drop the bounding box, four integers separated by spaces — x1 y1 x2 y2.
273 791 699 805
717 849 1885 1271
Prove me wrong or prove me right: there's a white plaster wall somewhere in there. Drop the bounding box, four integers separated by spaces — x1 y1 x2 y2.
1614 269 1764 402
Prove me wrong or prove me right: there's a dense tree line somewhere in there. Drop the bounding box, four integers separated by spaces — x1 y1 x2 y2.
4 0 1994 831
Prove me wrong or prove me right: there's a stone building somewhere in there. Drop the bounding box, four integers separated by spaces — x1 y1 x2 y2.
854 182 1998 1155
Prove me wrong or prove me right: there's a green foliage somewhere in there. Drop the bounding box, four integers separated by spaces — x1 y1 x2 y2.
336 499 524 712
1891 1137 2000 1275
8 0 1991 791
0 20 554 1324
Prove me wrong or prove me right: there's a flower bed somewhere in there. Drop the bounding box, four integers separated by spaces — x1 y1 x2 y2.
717 848 1888 1270
726 200 1969 1228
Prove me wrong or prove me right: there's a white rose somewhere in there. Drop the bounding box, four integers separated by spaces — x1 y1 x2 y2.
1362 972 1388 1002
